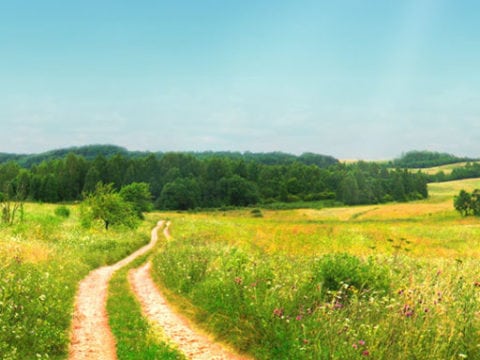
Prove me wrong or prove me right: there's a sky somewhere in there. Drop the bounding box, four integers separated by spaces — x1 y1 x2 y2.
1 0 480 159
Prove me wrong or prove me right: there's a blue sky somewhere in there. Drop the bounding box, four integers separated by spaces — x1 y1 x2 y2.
1 0 479 159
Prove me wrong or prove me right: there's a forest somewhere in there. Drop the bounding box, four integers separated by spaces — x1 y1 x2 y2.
392 150 475 168
0 146 428 210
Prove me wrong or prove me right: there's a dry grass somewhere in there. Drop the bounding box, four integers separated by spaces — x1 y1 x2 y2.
155 177 480 260
414 161 480 175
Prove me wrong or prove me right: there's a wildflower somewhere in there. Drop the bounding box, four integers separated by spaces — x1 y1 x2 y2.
333 301 343 310
402 304 414 317
352 344 358 349
358 340 366 346
234 277 243 285
296 315 303 321
273 308 283 317
362 350 370 356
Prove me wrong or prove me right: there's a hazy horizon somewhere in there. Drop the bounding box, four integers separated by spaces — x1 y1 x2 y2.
1 1 479 159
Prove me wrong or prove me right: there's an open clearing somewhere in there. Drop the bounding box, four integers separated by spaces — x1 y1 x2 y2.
414 161 480 175
2 177 480 359
147 178 480 359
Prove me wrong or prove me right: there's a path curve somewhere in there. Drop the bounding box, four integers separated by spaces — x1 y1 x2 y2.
129 228 250 360
68 220 166 360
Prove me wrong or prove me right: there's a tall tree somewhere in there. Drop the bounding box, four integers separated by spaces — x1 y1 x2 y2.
119 182 152 218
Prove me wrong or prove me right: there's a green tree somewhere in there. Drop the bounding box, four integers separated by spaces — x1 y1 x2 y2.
82 182 138 230
471 189 480 216
454 190 472 216
119 182 152 218
157 178 201 210
337 173 360 205
83 166 102 194
219 175 260 207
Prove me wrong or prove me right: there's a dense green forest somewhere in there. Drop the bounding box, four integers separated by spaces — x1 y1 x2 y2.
0 146 428 210
0 144 338 168
392 150 474 168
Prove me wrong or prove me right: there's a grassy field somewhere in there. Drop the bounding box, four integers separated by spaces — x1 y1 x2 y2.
414 161 480 175
0 203 151 359
150 178 480 359
2 178 480 359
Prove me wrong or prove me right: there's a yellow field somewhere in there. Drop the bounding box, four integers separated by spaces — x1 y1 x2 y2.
156 177 480 260
414 161 480 175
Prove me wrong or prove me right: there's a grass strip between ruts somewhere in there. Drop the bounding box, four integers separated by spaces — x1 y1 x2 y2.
107 253 185 360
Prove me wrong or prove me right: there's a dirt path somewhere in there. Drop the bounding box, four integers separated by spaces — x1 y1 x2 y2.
129 229 250 360
68 220 166 360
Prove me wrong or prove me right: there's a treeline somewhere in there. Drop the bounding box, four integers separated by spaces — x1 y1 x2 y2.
392 150 474 168
0 152 428 210
0 144 339 169
426 162 480 183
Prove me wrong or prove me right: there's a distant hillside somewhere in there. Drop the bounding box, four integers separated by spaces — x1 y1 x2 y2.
392 150 475 169
0 145 142 167
0 144 339 168
189 151 338 167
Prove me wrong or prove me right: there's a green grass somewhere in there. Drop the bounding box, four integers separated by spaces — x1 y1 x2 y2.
3 178 480 359
107 254 185 360
0 203 151 359
150 178 480 359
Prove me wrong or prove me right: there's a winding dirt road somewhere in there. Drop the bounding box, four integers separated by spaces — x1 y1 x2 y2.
69 220 249 360
129 262 249 360
68 220 165 360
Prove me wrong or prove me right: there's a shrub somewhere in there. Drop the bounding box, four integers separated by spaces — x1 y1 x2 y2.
313 253 391 300
54 205 70 218
250 208 263 218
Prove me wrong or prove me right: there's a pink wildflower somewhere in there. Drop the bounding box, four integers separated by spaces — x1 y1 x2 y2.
273 308 283 317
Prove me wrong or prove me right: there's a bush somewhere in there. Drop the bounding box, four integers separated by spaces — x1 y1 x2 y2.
313 253 391 300
54 205 70 218
250 208 263 217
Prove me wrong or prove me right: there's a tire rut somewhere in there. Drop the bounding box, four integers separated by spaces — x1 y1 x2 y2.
68 220 165 360
129 222 250 360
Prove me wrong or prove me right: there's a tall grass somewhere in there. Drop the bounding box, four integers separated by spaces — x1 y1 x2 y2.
152 236 480 359
150 179 480 359
0 203 150 359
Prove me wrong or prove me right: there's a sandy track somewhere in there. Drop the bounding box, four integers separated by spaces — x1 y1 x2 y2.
129 262 249 360
68 220 165 360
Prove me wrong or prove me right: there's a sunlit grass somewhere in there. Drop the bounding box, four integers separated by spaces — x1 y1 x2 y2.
107 254 185 360
0 203 150 359
415 161 480 175
150 177 480 359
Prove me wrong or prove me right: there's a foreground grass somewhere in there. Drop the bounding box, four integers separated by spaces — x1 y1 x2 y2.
107 254 185 360
150 178 480 359
0 203 150 359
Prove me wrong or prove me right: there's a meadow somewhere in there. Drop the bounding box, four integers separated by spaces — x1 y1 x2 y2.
151 178 480 359
1 178 480 359
414 162 480 175
0 203 151 359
